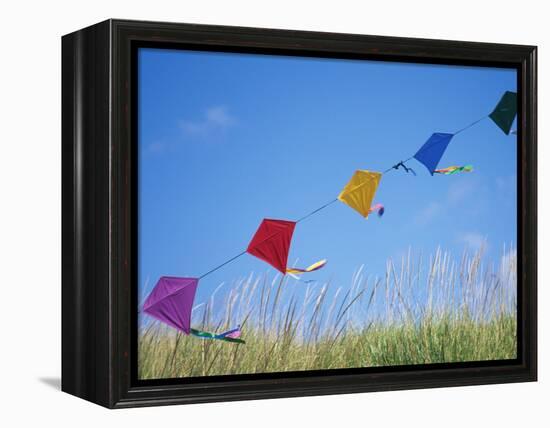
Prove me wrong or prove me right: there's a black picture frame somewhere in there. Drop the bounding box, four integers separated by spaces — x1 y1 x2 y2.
62 19 537 408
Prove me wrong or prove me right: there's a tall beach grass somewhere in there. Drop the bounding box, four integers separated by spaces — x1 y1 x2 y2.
138 245 517 379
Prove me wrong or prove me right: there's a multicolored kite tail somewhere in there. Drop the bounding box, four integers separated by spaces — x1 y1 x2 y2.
434 165 474 175
190 326 245 343
368 203 385 217
286 259 327 275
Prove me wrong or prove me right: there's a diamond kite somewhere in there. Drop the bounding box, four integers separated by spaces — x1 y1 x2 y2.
338 170 382 218
247 218 326 275
413 133 454 175
490 91 517 135
143 276 245 343
143 276 199 334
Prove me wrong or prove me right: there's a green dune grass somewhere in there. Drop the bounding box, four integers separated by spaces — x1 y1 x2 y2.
138 246 517 379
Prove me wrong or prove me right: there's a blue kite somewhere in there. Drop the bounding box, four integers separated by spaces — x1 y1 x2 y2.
413 133 454 175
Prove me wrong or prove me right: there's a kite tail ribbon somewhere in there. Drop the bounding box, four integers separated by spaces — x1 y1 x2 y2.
434 165 474 175
190 326 245 344
286 259 327 275
368 203 385 217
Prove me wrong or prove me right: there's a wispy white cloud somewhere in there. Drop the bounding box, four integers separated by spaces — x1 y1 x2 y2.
414 202 442 226
206 106 234 127
414 176 486 226
180 106 236 136
446 178 477 205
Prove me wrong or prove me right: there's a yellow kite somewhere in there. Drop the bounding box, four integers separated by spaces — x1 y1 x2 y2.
338 170 382 218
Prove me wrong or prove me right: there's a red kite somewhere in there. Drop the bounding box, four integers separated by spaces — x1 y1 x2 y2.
246 218 326 275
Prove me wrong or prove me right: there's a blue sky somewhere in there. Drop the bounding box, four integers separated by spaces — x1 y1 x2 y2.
138 47 517 311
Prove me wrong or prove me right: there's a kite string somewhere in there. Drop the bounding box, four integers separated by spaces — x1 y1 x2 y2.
198 229 298 279
383 156 414 174
454 115 488 135
198 199 337 279
198 250 247 279
296 198 339 223
382 114 488 174
199 154 427 279
296 152 414 224
198 113 491 280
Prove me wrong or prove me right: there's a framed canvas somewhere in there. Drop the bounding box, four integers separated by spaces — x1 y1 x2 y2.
61 19 537 408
